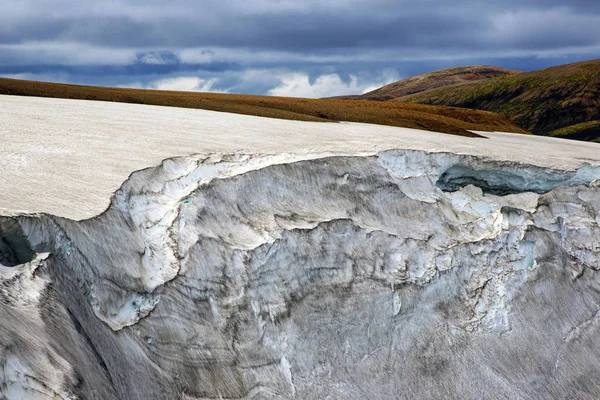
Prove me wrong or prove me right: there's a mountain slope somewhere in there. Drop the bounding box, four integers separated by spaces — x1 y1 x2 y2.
0 77 529 137
549 120 600 143
351 66 521 101
395 59 600 140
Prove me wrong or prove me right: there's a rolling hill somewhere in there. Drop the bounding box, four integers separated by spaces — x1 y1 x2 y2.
393 59 600 142
0 77 529 137
334 66 521 101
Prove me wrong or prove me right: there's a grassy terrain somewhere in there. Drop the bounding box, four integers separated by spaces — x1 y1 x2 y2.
0 77 529 138
335 66 521 101
394 59 600 138
549 120 600 142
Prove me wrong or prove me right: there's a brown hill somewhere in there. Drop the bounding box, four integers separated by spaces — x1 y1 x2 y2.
394 59 600 141
0 77 529 138
333 66 521 101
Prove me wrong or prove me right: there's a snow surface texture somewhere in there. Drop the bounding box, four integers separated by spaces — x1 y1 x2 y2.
2 149 600 399
2 94 600 220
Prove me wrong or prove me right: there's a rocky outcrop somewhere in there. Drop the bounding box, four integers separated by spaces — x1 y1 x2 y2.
1 150 600 399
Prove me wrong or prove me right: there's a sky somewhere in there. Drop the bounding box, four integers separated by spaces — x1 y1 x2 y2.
2 0 600 98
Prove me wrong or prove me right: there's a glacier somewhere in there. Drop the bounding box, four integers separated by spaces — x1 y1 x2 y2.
2 95 600 399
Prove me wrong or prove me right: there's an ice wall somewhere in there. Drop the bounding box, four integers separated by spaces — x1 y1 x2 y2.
1 150 600 399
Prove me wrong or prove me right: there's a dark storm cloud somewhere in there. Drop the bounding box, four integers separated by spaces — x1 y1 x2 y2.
3 0 600 52
2 12 479 51
1 0 599 96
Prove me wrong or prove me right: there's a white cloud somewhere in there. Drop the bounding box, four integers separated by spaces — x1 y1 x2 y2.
146 76 228 92
120 69 397 98
267 70 398 98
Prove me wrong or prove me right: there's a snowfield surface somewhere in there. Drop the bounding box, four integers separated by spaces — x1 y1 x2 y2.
1 94 599 220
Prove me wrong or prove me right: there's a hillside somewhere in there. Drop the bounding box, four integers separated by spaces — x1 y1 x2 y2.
346 66 521 101
395 59 600 141
549 120 600 143
0 78 529 138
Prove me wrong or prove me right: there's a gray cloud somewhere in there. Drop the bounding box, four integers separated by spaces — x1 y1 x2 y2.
1 0 599 96
3 1 600 51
